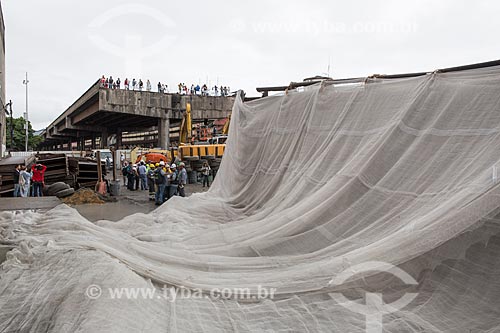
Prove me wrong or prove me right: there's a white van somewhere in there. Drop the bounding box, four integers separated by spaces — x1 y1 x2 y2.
91 149 113 164
208 136 228 145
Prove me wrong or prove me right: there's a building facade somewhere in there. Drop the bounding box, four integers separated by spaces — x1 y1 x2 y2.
0 1 5 156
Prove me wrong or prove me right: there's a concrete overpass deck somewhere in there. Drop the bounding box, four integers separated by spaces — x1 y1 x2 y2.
42 81 234 149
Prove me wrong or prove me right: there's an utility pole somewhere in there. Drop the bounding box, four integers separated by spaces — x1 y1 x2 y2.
9 100 12 150
22 72 29 151
2 100 12 151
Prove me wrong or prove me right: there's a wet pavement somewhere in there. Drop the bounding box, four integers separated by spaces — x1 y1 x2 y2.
0 197 61 211
0 178 212 264
75 180 210 222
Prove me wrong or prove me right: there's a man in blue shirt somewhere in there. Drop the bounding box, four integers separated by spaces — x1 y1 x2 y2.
138 161 148 190
178 162 188 197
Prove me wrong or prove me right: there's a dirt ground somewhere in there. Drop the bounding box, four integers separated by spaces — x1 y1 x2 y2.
74 178 211 222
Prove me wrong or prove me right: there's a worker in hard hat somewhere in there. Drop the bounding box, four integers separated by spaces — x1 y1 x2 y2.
138 161 148 191
154 161 167 205
160 163 170 201
168 163 178 198
147 163 156 201
126 164 137 191
133 164 140 191
177 162 188 197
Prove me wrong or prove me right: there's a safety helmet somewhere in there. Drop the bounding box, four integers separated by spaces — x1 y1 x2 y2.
150 164 155 168
170 163 176 168
155 163 160 167
159 161 165 166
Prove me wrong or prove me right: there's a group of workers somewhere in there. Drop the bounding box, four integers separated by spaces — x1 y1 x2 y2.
13 162 47 197
122 160 188 205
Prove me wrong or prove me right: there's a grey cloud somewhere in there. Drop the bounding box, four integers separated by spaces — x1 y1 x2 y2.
3 0 500 129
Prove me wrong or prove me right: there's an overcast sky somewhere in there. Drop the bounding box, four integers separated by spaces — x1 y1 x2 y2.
3 0 500 130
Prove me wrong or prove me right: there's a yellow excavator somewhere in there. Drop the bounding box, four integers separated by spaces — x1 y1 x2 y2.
129 103 230 165
179 102 192 145
178 103 226 174
222 114 230 135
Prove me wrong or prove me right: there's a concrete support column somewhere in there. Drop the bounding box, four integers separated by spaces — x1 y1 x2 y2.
101 131 108 148
91 134 96 149
158 118 170 149
116 129 122 149
68 139 73 150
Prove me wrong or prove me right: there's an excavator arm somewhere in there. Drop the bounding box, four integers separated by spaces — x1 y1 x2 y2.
222 114 231 135
179 102 192 145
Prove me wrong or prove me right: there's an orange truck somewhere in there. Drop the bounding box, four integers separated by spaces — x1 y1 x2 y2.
135 152 169 164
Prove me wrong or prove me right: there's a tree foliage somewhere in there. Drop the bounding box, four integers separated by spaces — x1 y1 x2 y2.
6 116 42 151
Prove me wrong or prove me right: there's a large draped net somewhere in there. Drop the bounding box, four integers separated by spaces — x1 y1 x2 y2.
2 64 500 332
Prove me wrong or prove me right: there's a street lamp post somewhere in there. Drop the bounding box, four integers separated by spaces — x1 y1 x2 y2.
9 100 12 150
3 100 12 150
22 72 29 151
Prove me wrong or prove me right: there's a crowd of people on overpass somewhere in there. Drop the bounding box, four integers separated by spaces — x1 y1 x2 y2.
99 76 231 97
177 83 231 96
100 76 154 91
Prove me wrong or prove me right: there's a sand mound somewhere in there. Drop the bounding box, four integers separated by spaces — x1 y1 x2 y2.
62 188 105 205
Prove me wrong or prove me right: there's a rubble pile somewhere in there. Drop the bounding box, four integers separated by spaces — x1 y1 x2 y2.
62 188 105 205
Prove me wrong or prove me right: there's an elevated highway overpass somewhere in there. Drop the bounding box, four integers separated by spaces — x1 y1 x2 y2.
41 81 234 150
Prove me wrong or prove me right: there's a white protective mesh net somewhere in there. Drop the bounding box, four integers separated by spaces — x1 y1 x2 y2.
2 65 500 332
